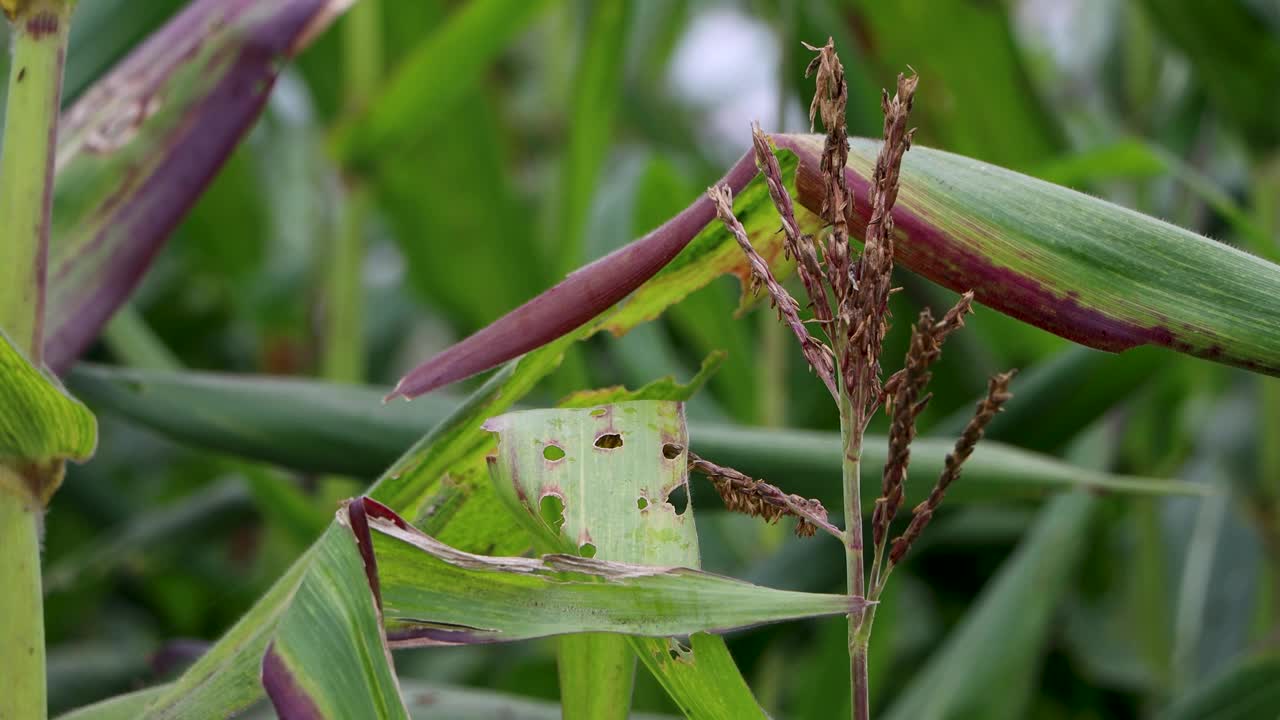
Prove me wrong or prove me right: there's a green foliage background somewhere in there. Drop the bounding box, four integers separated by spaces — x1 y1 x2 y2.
15 0 1280 716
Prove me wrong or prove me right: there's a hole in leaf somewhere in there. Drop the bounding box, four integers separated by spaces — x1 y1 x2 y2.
590 408 607 417
543 444 566 461
594 433 623 449
662 443 683 460
667 638 693 662
637 497 649 510
579 543 597 558
539 494 565 534
666 484 689 516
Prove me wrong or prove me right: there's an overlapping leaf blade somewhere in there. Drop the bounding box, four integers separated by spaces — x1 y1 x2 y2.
44 0 354 371
70 364 1206 502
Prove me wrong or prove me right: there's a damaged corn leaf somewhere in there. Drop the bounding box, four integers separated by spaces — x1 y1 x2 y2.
108 176 792 717
484 400 772 719
108 353 558 719
394 136 1280 399
361 497 859 645
43 0 354 372
483 401 700 564
0 331 95 505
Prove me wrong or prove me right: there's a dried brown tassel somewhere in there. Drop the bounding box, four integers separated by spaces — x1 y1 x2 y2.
889 370 1017 566
709 183 838 399
847 71 919 409
872 292 973 547
688 452 839 539
752 123 833 327
804 38 855 313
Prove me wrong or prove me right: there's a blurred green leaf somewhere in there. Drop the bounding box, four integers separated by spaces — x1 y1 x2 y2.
553 0 632 273
373 90 545 331
43 479 250 594
1162 653 1280 720
1137 0 1280 150
334 0 555 167
847 0 1064 171
883 492 1098 720
69 365 1205 506
931 346 1166 453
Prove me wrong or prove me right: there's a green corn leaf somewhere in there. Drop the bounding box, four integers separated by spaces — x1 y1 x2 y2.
262 502 408 719
68 364 1207 502
366 497 858 645
248 494 856 719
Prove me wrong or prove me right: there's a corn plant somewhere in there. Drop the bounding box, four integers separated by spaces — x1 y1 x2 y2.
3 1 1280 719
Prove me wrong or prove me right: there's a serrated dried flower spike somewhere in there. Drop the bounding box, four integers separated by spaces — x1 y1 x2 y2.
688 452 838 540
889 370 1017 566
708 183 838 399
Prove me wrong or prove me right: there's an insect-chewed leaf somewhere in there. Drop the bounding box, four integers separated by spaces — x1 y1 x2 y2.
483 400 775 719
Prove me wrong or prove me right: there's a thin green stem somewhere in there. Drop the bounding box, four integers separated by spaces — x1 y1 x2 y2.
341 0 382 116
840 385 869 720
0 487 45 719
0 3 74 718
320 183 368 383
0 1 70 357
322 0 382 384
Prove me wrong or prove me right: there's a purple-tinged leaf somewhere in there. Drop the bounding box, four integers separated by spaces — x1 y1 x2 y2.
394 134 1280 398
261 645 325 720
385 152 761 400
43 0 353 372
